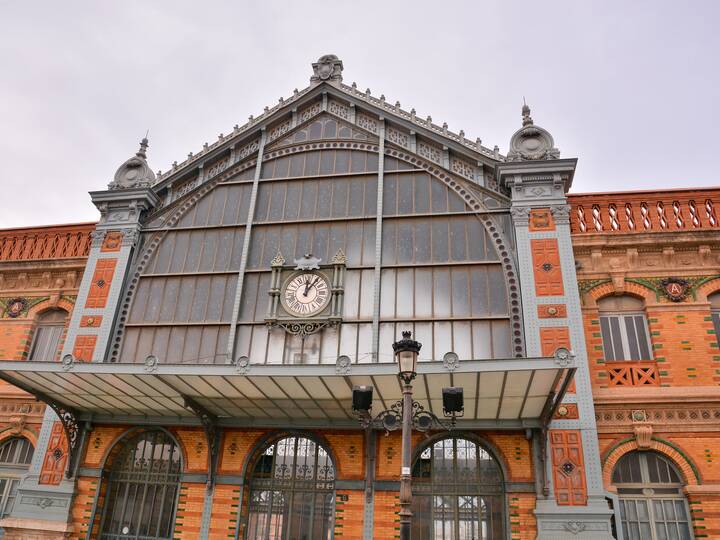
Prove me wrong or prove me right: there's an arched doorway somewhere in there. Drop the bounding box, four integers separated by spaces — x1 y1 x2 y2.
411 436 505 539
246 435 335 540
98 430 182 539
612 451 693 540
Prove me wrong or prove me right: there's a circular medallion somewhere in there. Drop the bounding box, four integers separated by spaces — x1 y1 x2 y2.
282 272 331 316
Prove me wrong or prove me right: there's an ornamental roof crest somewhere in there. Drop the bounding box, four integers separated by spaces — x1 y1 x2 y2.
108 138 156 190
506 103 560 162
310 54 343 85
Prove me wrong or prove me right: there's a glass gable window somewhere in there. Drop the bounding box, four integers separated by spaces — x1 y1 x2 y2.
246 436 335 540
118 119 513 365
612 452 692 540
597 296 653 362
0 437 34 526
28 309 67 362
412 437 504 539
98 430 181 540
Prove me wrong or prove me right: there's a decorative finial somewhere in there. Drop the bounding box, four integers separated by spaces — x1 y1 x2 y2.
522 98 533 126
136 136 149 159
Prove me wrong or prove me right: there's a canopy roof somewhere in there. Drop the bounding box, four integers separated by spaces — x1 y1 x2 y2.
0 357 574 429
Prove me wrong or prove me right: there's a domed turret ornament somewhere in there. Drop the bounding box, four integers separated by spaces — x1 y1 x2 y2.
506 103 561 162
108 137 156 190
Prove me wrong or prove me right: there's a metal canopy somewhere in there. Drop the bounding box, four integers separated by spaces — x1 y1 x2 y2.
0 358 574 429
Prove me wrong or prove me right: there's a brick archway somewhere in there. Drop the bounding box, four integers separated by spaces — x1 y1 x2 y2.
584 280 656 308
602 438 700 488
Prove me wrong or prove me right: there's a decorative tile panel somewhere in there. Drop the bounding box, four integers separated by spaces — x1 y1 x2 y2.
529 208 555 231
84 259 117 309
531 239 564 296
100 231 123 252
540 327 571 356
73 335 97 362
39 421 68 485
550 430 587 505
538 304 567 319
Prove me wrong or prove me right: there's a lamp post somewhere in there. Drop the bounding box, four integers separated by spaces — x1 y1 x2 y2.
352 331 464 540
392 331 421 540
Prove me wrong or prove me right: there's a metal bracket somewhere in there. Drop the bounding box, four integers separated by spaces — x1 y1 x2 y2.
355 399 455 435
0 371 86 479
183 395 220 488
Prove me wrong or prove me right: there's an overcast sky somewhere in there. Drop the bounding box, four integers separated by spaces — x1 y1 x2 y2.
1 1 718 227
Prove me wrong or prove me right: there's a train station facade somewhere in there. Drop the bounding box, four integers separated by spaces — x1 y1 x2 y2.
0 56 716 539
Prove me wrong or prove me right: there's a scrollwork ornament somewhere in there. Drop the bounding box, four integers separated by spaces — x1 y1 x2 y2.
89 230 106 248
553 347 574 367
235 356 250 374
551 204 572 224
61 354 75 372
143 354 158 373
335 355 351 375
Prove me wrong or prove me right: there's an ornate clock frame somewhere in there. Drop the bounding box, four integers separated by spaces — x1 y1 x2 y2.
265 250 346 336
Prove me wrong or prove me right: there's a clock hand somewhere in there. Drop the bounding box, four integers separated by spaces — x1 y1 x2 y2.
303 276 320 297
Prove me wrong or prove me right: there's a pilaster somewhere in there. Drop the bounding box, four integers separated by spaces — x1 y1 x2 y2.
499 159 613 539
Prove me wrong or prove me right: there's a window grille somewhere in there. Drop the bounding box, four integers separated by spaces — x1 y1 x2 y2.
246 436 335 540
411 437 504 539
28 309 67 362
612 452 692 540
98 430 181 540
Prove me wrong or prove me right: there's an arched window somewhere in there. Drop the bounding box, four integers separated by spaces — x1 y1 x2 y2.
246 436 335 540
412 436 505 539
98 430 181 539
612 451 692 540
0 437 34 521
598 296 652 361
709 292 720 348
28 309 67 361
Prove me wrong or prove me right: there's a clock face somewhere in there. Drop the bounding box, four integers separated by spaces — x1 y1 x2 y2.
282 272 331 316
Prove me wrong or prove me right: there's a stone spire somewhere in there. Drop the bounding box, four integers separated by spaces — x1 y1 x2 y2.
310 54 344 85
108 137 156 190
506 103 560 162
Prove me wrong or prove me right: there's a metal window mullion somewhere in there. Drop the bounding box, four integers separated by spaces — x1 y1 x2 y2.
227 131 267 361
371 120 386 361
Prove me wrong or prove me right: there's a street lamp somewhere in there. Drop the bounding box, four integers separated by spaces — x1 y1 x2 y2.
393 331 421 540
351 331 463 540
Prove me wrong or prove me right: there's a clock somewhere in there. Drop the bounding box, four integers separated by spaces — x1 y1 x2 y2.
281 272 331 316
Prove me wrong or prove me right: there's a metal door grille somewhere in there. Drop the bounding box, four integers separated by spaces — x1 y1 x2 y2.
98 431 181 540
411 437 505 540
246 436 335 540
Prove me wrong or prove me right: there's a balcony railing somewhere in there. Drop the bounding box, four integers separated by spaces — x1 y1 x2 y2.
0 223 95 262
607 361 659 386
569 189 720 234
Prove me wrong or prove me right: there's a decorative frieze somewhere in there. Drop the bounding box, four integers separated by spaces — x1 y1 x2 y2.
356 113 378 134
449 156 475 181
385 126 409 148
327 99 349 119
416 141 442 164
